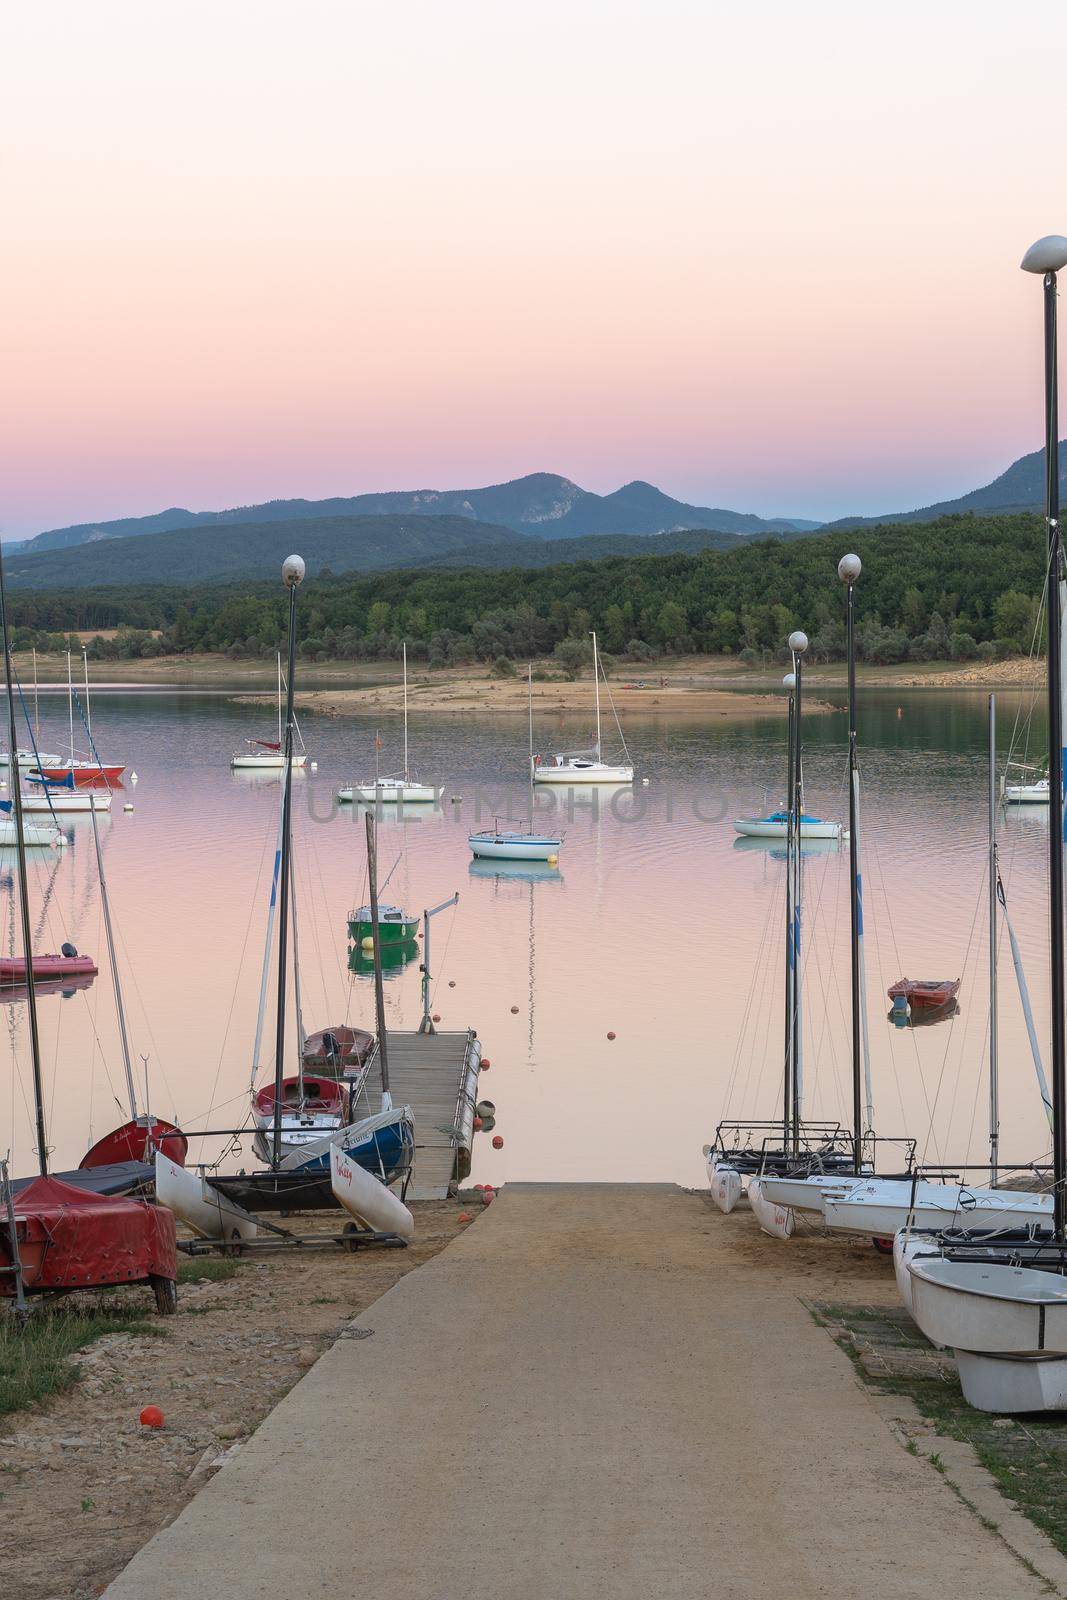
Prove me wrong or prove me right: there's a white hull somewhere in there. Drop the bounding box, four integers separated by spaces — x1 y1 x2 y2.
0 816 63 847
747 1177 795 1238
892 1230 938 1315
339 781 437 803
231 753 308 769
20 791 111 813
155 1152 259 1242
1004 782 1049 804
823 1180 1050 1238
329 1143 414 1239
468 834 561 861
533 762 633 784
956 1351 1067 1412
909 1257 1067 1357
707 1156 742 1214
0 750 60 768
733 818 845 840
251 1109 343 1167
757 1174 860 1215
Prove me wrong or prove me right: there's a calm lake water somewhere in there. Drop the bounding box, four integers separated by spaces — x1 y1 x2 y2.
0 684 1058 1187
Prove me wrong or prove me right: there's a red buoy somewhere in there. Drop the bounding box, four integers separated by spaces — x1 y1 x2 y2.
481 1188 495 1205
492 1135 504 1150
473 1116 483 1131
432 1013 441 1022
510 1005 519 1014
473 1182 485 1191
458 1212 473 1224
140 1405 165 1430
480 1057 491 1068
606 1031 616 1040
448 980 456 988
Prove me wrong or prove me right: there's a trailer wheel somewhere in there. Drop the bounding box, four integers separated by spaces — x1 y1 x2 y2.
151 1274 178 1315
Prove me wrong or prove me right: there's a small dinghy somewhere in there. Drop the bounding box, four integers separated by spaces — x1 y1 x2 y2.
887 976 960 1012
348 902 418 946
0 945 96 986
302 1024 375 1073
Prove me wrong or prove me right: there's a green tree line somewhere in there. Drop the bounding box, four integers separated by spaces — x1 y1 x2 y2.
6 511 1050 667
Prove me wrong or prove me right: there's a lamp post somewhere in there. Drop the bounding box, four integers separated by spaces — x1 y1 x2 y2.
1022 235 1067 1237
782 670 796 1153
271 554 305 1168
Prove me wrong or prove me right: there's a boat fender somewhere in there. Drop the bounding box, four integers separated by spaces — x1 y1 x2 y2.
61 942 78 958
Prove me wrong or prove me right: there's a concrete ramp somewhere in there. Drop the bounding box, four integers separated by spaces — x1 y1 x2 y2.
104 1185 1054 1600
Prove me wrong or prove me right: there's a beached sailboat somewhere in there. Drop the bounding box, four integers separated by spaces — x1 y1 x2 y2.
338 643 436 802
231 653 309 769
0 552 178 1311
533 632 634 784
470 665 563 862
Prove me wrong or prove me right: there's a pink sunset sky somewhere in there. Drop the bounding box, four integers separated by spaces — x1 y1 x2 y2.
0 0 1064 535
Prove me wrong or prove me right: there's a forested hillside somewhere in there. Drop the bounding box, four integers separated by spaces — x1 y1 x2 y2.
7 513 1047 668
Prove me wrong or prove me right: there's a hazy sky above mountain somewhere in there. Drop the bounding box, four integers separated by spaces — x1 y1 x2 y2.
1 1 1064 534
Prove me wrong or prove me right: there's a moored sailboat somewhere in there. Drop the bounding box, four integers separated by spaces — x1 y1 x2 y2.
533 632 633 784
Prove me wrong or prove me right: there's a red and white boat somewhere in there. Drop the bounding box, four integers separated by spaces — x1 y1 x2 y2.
0 1174 177 1303
0 950 97 985
887 976 961 1011
35 762 125 788
81 1115 187 1169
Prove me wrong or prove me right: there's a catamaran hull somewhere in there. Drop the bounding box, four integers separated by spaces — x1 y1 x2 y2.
330 1143 414 1239
155 1153 259 1242
707 1155 742 1214
747 1178 795 1238
468 835 561 861
823 1183 1050 1239
757 1175 860 1214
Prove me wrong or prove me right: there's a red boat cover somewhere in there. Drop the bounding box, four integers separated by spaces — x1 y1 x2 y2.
0 1176 176 1295
80 1118 188 1169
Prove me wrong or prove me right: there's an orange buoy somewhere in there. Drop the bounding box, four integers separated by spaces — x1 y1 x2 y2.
458 1212 473 1223
480 1057 491 1068
492 1135 504 1150
139 1405 165 1430
473 1116 484 1131
510 1005 519 1014
606 1031 616 1040
481 1188 495 1205
448 980 456 988
432 1013 441 1022
473 1182 485 1191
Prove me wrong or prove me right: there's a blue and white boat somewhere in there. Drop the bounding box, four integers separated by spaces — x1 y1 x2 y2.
468 829 561 861
733 809 845 841
252 1086 414 1186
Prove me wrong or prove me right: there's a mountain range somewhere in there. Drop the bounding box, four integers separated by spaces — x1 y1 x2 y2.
4 444 1064 590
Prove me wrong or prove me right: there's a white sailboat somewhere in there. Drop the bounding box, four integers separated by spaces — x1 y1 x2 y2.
470 665 563 862
231 654 309 769
902 236 1067 1413
338 643 436 803
533 632 633 784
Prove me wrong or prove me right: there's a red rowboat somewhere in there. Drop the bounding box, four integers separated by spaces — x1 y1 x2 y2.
80 1116 188 1169
253 1075 347 1119
0 1174 176 1302
36 763 125 787
0 953 97 985
887 977 961 1011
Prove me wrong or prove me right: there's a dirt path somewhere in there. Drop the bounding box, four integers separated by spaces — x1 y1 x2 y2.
1 1202 469 1600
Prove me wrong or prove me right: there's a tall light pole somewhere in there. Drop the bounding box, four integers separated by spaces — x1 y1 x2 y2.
1022 234 1067 1238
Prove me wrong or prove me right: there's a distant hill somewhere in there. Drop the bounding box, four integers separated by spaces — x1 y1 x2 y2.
4 513 526 589
11 472 819 555
823 440 1067 531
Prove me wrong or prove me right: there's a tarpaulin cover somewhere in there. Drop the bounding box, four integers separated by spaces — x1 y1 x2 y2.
0 1175 176 1294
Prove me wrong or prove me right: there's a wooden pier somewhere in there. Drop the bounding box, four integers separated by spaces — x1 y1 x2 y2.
362 1027 482 1200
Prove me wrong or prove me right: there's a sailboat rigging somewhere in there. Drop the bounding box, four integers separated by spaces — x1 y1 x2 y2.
532 631 634 784
337 642 436 803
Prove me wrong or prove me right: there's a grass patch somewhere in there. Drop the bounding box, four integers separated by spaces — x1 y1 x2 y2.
814 1301 1067 1560
0 1299 165 1418
176 1258 240 1285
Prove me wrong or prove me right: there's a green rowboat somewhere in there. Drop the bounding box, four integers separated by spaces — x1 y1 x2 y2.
348 902 418 947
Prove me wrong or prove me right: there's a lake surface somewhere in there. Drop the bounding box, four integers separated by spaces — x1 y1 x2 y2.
0 683 1058 1188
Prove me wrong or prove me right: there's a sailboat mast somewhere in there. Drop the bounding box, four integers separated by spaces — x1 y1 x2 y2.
1038 267 1067 1241
840 555 864 1174
290 847 306 1098
789 630 809 1151
365 810 392 1109
32 646 39 744
88 798 138 1118
782 678 795 1154
82 649 92 740
277 652 282 748
528 661 535 818
987 694 1000 1182
0 554 47 1175
271 556 305 1168
591 631 602 759
402 642 409 784
66 650 74 766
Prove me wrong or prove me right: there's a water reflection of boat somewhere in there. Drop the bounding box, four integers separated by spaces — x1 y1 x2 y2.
731 833 842 859
888 999 960 1028
347 798 444 824
468 857 563 883
348 939 418 979
0 970 97 1004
